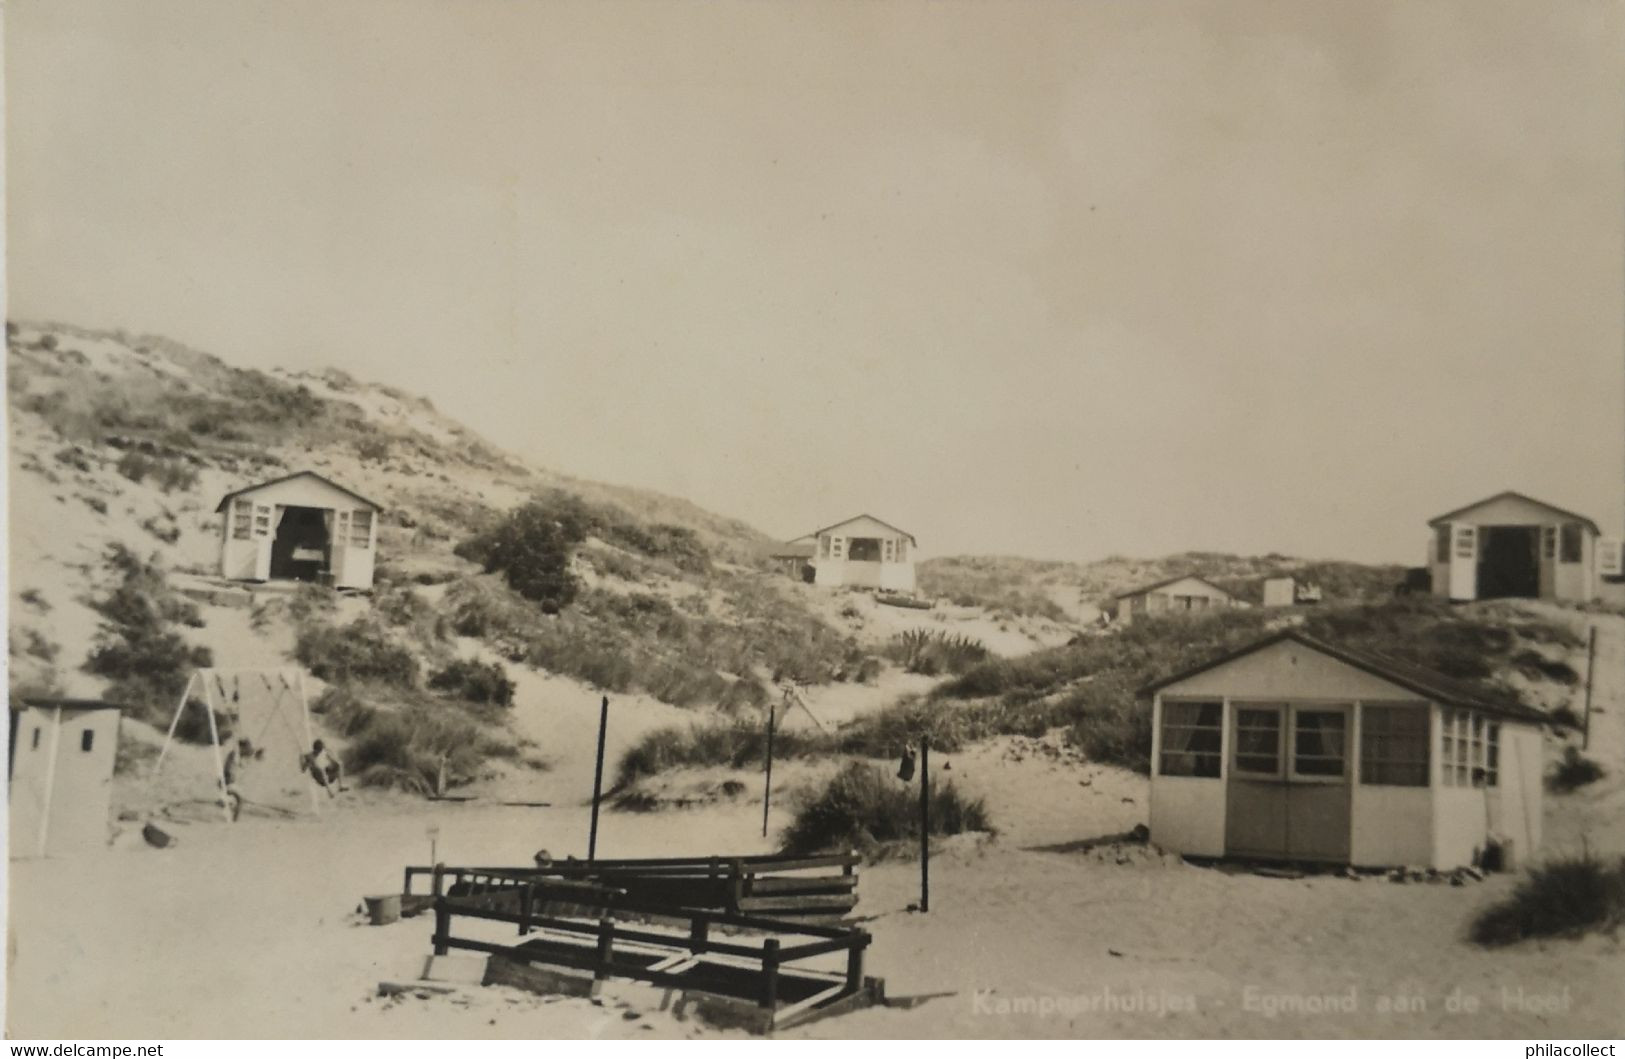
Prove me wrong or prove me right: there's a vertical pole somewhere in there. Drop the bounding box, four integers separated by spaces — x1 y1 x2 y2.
762 701 777 838
846 931 867 993
432 898 449 956
520 884 534 937
919 736 930 913
151 671 197 781
588 696 609 863
690 914 709 955
595 918 615 980
1582 626 1598 750
202 675 233 824
762 938 781 1012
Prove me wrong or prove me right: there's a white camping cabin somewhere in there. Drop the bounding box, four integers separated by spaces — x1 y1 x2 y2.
216 471 381 590
1427 490 1613 603
801 515 917 594
9 698 122 858
1113 575 1239 627
1144 632 1549 870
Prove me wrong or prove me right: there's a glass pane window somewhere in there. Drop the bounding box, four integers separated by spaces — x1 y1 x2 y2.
1361 705 1429 786
1233 708 1281 775
1440 710 1457 787
253 504 273 538
1293 710 1347 777
232 500 254 540
350 509 373 549
1560 523 1583 563
1453 526 1476 559
1160 700 1223 778
1435 525 1451 563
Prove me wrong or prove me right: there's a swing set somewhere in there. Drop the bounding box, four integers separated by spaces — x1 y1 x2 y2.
149 667 322 821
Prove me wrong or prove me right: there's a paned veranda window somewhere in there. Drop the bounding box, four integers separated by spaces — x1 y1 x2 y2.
1560 523 1583 563
1293 709 1348 777
1360 705 1429 786
232 499 254 540
1160 700 1222 778
349 509 373 549
1440 709 1498 787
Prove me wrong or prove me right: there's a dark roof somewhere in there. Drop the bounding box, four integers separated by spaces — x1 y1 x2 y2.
806 514 917 545
214 471 382 514
1427 490 1599 535
1113 574 1235 601
11 697 126 713
1140 630 1555 726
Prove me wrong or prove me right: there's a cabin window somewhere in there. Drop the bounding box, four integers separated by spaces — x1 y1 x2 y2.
350 510 373 549
1559 523 1583 563
1360 706 1429 786
1440 710 1472 786
31 727 42 750
1232 708 1282 776
831 537 844 560
896 538 908 562
1453 526 1476 559
232 500 254 540
1541 525 1558 561
1469 714 1486 787
883 539 895 562
1484 723 1500 787
253 504 273 538
1435 525 1451 563
81 729 95 752
1159 700 1222 778
1292 709 1348 778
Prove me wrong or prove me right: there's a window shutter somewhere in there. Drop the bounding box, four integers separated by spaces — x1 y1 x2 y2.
1599 538 1623 577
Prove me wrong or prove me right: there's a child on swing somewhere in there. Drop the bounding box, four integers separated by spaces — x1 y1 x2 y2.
301 738 345 797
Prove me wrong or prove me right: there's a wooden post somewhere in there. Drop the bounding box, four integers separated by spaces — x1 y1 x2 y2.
202 677 233 824
431 863 445 897
845 932 867 993
761 938 781 1011
432 898 450 956
1583 626 1598 750
520 884 534 936
690 914 709 955
595 918 615 980
588 696 609 863
762 701 777 838
919 736 930 913
727 859 744 914
150 671 196 780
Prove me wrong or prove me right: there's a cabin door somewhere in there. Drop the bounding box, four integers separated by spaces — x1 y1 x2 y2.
1225 703 1352 862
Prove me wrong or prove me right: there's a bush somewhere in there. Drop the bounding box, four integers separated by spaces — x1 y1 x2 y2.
1548 747 1606 793
456 500 587 612
1470 849 1625 945
615 721 834 788
321 685 521 794
884 629 989 676
295 619 419 687
428 658 515 708
780 761 991 856
82 545 213 727
115 450 199 492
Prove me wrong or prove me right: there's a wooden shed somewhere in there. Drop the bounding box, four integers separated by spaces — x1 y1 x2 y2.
9 698 123 858
1113 575 1239 627
215 471 381 590
798 515 916 594
1426 490 1611 603
1143 631 1548 869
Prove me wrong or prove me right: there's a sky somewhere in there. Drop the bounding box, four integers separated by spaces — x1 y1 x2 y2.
6 0 1623 564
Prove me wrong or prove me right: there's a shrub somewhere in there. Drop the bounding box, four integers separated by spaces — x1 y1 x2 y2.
320 685 521 794
780 761 991 856
1548 747 1606 793
82 545 213 727
615 721 834 788
456 500 587 613
428 658 515 708
294 619 419 687
884 628 989 676
1470 849 1625 945
115 451 199 492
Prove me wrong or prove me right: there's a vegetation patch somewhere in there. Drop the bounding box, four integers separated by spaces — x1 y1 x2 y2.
1470 849 1625 946
780 761 991 856
311 682 524 794
1548 747 1606 793
295 617 421 688
615 720 834 788
428 658 515 708
82 545 213 730
884 628 990 676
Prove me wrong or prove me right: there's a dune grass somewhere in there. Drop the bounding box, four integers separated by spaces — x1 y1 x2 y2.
1470 848 1625 946
780 761 991 856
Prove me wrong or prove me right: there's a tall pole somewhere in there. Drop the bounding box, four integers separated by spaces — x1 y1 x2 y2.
919 735 930 913
588 695 609 863
762 701 777 838
1582 627 1598 751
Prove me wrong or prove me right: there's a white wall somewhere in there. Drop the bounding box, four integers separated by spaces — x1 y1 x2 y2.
9 706 121 858
216 474 379 589
1492 722 1544 865
1147 693 1228 857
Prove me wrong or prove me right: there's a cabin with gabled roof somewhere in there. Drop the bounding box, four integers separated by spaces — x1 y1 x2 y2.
1426 490 1610 603
215 471 381 590
790 515 917 593
1113 574 1239 627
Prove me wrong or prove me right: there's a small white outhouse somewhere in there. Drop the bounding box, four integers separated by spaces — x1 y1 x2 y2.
216 471 381 590
1143 632 1549 869
9 698 123 858
1114 575 1239 627
797 515 917 594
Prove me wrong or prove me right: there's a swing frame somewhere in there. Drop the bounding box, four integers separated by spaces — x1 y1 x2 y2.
149 667 320 821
